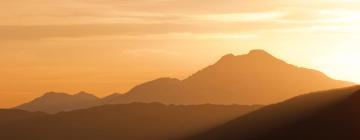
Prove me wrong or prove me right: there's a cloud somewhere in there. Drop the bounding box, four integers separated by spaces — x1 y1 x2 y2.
276 8 360 24
0 11 288 26
0 0 289 26
0 21 266 40
121 49 179 57
44 33 257 41
270 25 360 33
1 0 359 41
262 8 360 33
189 12 287 23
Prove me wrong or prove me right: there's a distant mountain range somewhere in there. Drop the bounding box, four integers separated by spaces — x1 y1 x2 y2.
16 50 353 113
17 91 99 114
0 103 261 140
187 86 360 140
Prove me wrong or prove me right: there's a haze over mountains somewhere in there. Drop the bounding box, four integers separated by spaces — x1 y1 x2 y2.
0 103 261 140
187 86 360 140
3 49 360 140
105 50 352 105
16 50 352 113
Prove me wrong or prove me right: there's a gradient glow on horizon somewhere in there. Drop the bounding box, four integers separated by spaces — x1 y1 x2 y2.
1 0 360 108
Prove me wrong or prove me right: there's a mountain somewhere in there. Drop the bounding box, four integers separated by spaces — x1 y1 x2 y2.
187 86 360 140
104 50 353 105
16 50 353 113
16 91 99 113
0 103 261 140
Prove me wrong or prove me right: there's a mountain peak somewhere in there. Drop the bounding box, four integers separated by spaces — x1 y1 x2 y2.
245 49 283 63
216 54 236 64
216 50 278 65
220 53 235 59
75 91 92 96
248 49 273 57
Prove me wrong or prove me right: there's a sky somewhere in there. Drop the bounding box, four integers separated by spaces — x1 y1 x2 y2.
1 0 360 108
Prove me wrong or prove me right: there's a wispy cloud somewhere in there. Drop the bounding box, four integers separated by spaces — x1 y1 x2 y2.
276 8 360 24
270 25 360 33
44 33 258 41
121 49 179 57
190 12 287 23
1 0 360 40
0 11 288 26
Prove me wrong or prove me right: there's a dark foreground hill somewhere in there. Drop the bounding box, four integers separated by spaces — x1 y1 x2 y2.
16 50 353 113
187 86 360 140
0 103 261 140
0 109 45 125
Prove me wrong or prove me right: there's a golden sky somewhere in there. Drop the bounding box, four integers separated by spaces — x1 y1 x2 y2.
1 0 360 108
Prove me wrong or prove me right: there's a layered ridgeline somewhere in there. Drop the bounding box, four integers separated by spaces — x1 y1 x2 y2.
0 103 261 140
187 86 360 140
16 50 352 113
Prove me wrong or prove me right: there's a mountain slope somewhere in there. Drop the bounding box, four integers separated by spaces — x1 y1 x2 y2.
0 103 261 140
16 91 99 113
187 86 360 140
105 50 353 105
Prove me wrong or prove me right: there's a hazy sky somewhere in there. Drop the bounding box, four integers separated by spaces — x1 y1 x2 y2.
1 0 360 108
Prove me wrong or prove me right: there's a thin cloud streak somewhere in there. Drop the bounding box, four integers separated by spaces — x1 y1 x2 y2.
44 33 258 41
0 11 288 26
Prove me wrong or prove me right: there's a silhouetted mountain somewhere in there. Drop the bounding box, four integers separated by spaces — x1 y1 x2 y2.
187 86 360 140
16 91 99 113
16 50 353 113
0 103 261 140
105 50 352 105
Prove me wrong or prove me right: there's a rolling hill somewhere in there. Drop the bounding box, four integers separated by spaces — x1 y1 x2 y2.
187 86 360 140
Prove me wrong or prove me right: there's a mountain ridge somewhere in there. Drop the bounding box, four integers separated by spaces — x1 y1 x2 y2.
110 50 352 105
16 50 353 113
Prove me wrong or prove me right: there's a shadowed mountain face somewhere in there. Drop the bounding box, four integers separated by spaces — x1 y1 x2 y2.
0 103 261 140
16 92 99 113
16 50 353 113
187 86 360 140
106 50 352 105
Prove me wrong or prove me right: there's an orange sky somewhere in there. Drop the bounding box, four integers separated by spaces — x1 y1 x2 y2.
1 0 360 108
